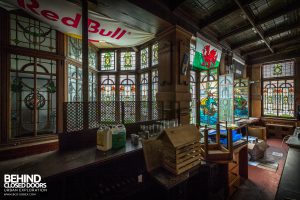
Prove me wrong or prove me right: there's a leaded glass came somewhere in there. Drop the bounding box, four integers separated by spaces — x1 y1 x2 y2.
140 47 149 69
152 43 158 66
101 52 116 71
190 71 196 124
10 14 56 52
10 54 57 138
121 52 136 70
200 69 218 128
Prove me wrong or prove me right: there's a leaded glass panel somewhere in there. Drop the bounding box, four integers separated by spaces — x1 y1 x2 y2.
152 43 158 66
234 78 249 119
190 43 195 66
121 52 136 70
100 75 116 101
68 37 82 62
101 52 116 71
10 14 56 52
263 61 294 78
140 73 149 121
89 72 97 101
219 74 234 124
200 69 218 128
152 69 158 101
263 80 294 117
67 64 82 102
140 48 149 69
120 75 136 123
10 54 56 138
190 71 196 124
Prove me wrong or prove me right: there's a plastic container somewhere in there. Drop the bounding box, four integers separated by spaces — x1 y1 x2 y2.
111 124 126 149
97 126 112 151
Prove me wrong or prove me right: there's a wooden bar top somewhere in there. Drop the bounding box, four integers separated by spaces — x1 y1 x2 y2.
0 140 143 182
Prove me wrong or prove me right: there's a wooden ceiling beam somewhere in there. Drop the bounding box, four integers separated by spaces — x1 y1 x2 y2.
232 21 300 50
168 0 187 11
198 0 256 29
242 35 300 56
233 0 273 53
218 23 252 41
256 1 300 25
231 35 261 50
219 1 300 41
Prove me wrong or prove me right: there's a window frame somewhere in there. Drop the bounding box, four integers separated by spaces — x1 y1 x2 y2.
261 59 296 119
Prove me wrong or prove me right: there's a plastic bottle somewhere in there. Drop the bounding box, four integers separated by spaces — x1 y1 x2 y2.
97 126 112 151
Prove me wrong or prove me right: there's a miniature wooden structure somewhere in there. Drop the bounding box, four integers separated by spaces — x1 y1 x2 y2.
200 123 234 161
158 125 201 175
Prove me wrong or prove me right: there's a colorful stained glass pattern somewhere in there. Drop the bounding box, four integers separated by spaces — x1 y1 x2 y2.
140 73 149 121
67 64 82 102
234 78 249 119
120 75 136 123
200 69 218 127
121 52 136 70
263 80 294 117
263 61 294 78
190 71 197 124
219 74 234 123
101 52 115 71
140 48 149 69
10 54 57 138
100 75 116 101
152 43 158 66
10 14 56 52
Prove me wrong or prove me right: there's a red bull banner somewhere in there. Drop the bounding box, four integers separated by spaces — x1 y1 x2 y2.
0 0 155 47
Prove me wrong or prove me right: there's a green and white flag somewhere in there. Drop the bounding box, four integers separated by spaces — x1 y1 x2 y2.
193 37 222 70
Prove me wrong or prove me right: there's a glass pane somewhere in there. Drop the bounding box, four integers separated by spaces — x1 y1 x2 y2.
121 51 136 70
234 78 249 119
263 60 294 78
219 74 234 124
190 71 196 124
152 43 158 66
10 14 56 52
140 47 149 69
68 37 82 62
101 51 115 71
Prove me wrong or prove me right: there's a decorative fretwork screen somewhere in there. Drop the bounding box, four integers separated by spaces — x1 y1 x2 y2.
63 101 163 133
262 60 295 118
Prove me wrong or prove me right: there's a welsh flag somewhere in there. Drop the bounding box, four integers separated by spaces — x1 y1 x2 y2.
193 37 222 70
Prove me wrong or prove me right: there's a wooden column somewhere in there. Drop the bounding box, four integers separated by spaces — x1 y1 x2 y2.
81 0 89 129
156 25 192 125
0 8 9 143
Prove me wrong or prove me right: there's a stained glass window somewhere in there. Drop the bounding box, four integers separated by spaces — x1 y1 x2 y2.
263 80 294 117
140 73 149 121
200 69 218 127
10 14 56 52
120 75 136 123
67 64 82 102
10 54 57 138
190 43 195 66
140 47 149 69
89 72 97 101
263 61 294 78
152 69 158 101
101 51 116 71
190 71 197 124
89 46 97 69
100 75 116 124
152 43 158 66
68 37 82 62
121 51 136 70
234 78 249 119
219 74 234 124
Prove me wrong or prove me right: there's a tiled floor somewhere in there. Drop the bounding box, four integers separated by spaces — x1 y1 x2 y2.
231 138 288 200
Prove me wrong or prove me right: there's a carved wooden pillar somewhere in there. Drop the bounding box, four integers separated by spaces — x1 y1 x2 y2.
156 25 192 125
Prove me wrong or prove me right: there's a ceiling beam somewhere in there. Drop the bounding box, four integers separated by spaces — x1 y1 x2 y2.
218 24 252 41
231 35 261 50
232 21 300 50
233 0 273 53
219 1 300 41
242 35 300 56
198 0 256 29
168 0 186 11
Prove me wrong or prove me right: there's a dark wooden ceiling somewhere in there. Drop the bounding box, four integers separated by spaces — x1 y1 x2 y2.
95 0 300 64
